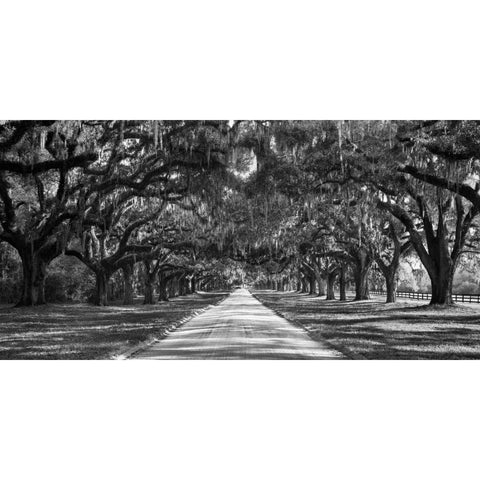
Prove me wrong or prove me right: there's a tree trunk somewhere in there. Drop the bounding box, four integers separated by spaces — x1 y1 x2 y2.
428 266 454 305
308 276 316 295
16 250 48 306
353 253 372 301
354 268 370 300
169 277 177 298
339 266 347 301
295 274 301 292
191 276 196 293
385 272 397 303
381 199 462 307
326 270 338 300
158 275 169 302
122 263 135 305
184 277 192 295
314 271 325 297
179 277 187 296
376 254 400 304
427 236 457 305
144 274 156 304
417 240 456 306
94 270 110 306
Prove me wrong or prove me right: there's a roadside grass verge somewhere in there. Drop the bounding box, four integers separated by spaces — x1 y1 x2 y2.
253 290 480 359
0 292 228 360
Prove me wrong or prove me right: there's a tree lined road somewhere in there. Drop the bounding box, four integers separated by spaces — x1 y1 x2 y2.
134 289 343 359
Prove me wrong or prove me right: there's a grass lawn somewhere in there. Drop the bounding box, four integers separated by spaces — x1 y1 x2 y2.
253 290 480 359
0 292 227 360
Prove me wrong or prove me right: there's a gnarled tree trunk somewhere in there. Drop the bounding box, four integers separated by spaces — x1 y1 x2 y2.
17 250 48 306
376 256 400 304
427 251 455 305
326 268 338 300
352 248 372 301
15 237 63 306
314 269 325 297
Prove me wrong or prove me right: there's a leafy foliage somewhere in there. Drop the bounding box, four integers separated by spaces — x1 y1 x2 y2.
3 120 480 307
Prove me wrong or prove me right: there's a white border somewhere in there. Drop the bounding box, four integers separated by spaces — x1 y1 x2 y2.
1 1 480 479
2 1 480 119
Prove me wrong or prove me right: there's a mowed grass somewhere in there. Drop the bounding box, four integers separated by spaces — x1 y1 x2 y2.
253 290 480 359
0 292 227 360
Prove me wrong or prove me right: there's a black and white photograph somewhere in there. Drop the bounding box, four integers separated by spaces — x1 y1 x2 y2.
2 1 480 479
2 119 480 360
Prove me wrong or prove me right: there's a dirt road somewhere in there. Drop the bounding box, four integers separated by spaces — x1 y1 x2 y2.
134 288 343 359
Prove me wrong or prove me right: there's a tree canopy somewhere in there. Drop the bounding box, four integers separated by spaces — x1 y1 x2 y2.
2 120 480 306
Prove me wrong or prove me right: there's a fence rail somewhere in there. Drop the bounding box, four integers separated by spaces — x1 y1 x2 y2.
370 290 480 304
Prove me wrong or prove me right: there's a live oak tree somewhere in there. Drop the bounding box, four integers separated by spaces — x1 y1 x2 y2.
343 120 480 305
244 121 411 303
4 120 480 309
371 215 411 303
0 121 99 305
396 121 480 299
65 198 167 305
63 120 238 305
0 120 240 306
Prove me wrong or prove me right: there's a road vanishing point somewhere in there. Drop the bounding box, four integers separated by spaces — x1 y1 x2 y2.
134 288 344 359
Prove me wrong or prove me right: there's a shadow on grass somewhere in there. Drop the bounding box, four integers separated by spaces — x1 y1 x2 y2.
253 290 480 359
0 292 228 360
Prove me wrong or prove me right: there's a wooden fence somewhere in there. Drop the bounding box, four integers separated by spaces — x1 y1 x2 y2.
370 290 480 304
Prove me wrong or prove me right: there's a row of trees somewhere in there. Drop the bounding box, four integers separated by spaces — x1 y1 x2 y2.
225 120 480 306
0 120 247 306
2 120 480 307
